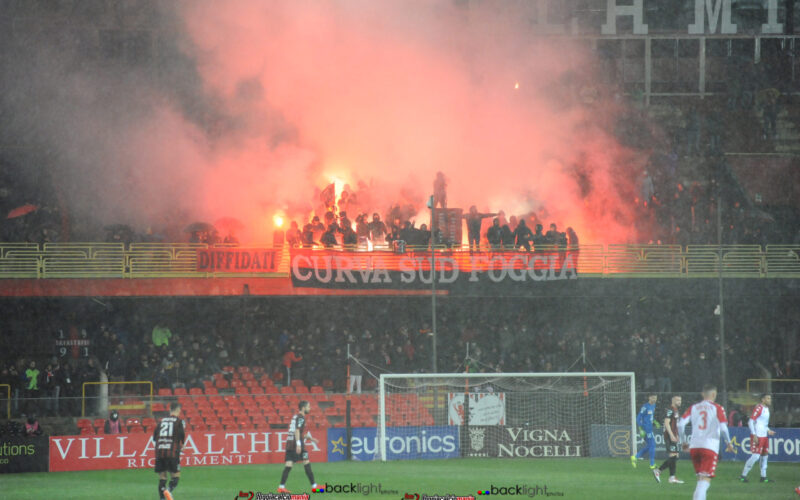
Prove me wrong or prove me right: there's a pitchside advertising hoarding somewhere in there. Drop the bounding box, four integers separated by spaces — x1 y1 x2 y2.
37 426 800 471
290 249 577 290
0 436 49 473
49 429 327 472
723 427 800 462
462 426 585 458
590 425 800 462
589 424 688 460
326 426 459 462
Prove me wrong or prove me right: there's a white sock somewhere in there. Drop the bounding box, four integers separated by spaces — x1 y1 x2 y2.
742 453 760 476
760 455 768 477
693 480 710 500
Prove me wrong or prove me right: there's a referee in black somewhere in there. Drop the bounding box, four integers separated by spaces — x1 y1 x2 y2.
278 400 319 493
153 402 185 500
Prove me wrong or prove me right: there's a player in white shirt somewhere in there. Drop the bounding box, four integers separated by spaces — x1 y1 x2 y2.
740 393 776 483
678 384 734 500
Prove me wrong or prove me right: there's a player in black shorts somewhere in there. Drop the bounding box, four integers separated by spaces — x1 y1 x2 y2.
277 400 320 493
154 402 185 500
654 395 684 484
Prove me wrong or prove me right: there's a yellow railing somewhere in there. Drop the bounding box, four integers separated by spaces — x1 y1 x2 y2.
81 380 153 417
746 378 800 394
0 383 9 419
1 242 800 278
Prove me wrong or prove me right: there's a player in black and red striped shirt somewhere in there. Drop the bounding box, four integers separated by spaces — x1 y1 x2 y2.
153 402 185 500
654 395 684 484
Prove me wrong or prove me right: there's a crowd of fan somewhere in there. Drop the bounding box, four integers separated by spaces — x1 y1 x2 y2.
283 201 578 252
1 293 796 418
0 159 63 244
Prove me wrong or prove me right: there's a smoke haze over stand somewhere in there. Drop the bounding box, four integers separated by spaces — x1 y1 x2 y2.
0 1 652 244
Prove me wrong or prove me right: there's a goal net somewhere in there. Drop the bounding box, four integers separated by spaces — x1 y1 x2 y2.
377 372 636 461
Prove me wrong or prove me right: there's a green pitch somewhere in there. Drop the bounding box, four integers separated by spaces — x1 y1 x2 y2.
2 458 797 499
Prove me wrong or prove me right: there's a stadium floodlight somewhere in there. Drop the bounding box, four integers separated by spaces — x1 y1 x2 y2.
378 372 636 462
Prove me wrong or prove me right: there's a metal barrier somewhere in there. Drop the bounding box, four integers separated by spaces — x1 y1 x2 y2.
3 242 800 278
765 245 800 278
685 245 764 277
128 243 207 277
746 378 800 394
81 381 153 417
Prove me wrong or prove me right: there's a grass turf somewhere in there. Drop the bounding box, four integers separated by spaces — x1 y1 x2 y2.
2 458 797 499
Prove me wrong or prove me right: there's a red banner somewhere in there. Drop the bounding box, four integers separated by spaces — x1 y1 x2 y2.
196 248 280 273
49 429 327 472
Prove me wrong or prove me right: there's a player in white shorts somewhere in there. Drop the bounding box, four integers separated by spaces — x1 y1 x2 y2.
740 393 776 483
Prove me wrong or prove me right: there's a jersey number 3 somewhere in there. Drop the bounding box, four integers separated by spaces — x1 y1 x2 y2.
697 410 708 430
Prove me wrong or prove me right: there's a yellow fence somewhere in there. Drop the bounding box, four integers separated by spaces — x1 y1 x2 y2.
746 378 800 394
0 242 799 278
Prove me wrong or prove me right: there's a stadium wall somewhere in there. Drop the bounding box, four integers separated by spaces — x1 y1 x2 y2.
1 277 799 298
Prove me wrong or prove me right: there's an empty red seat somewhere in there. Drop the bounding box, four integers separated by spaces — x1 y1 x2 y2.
173 388 188 396
157 388 172 396
80 427 96 435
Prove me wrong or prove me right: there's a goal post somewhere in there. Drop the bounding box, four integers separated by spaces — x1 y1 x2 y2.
378 372 636 461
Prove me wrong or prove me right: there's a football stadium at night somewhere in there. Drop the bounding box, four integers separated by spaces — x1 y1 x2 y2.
2 1 800 499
